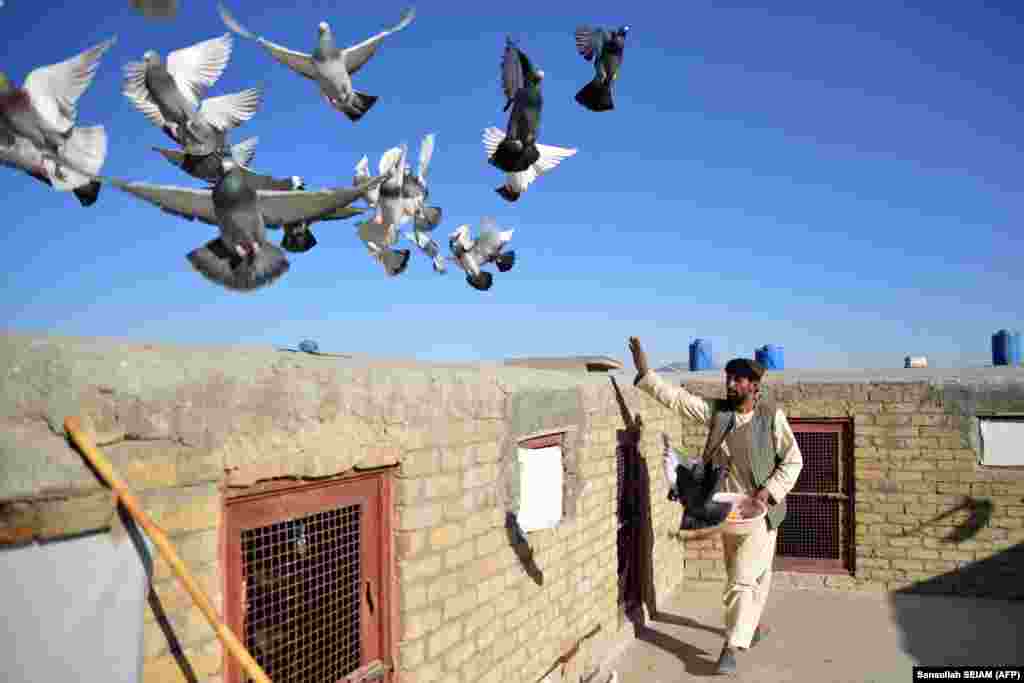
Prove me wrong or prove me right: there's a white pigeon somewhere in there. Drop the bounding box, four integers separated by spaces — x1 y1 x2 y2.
0 38 115 185
122 34 263 156
403 132 442 230
403 226 446 274
482 127 576 202
0 133 102 206
374 144 407 228
448 218 516 291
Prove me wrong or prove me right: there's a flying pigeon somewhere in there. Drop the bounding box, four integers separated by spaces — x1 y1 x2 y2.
448 219 515 291
488 38 545 174
248 173 365 254
403 227 445 274
0 133 102 206
375 144 408 229
131 0 178 19
573 25 629 112
96 158 387 291
357 217 410 277
0 38 115 186
218 3 415 122
122 34 263 156
482 127 576 202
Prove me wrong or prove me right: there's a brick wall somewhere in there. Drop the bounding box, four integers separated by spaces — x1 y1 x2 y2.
645 377 1024 598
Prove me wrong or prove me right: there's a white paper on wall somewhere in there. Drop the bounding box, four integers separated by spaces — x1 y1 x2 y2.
517 445 563 532
0 528 152 683
979 420 1024 467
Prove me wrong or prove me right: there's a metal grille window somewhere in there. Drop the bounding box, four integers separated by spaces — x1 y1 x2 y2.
775 420 854 574
223 474 394 683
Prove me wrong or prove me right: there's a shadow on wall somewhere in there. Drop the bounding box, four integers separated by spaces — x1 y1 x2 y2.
610 377 657 626
888 496 1024 668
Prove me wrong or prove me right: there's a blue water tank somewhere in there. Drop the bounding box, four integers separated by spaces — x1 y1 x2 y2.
298 339 320 354
756 344 785 370
992 330 1014 366
689 338 712 372
1010 331 1022 367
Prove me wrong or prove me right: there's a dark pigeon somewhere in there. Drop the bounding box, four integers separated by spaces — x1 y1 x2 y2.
574 25 629 112
488 38 545 174
670 461 734 531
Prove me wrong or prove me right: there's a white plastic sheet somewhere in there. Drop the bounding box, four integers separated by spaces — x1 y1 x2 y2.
979 419 1024 467
0 525 151 683
517 445 563 532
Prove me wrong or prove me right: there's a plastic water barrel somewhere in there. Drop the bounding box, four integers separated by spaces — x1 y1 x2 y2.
298 339 319 354
756 344 784 370
1011 331 1022 366
689 338 712 372
905 356 928 369
993 330 1012 366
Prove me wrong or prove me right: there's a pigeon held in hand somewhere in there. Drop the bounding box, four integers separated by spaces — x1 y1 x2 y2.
574 25 629 112
0 134 102 206
123 34 263 156
488 38 544 174
0 38 115 185
482 127 576 202
218 3 415 122
448 219 515 291
97 158 386 291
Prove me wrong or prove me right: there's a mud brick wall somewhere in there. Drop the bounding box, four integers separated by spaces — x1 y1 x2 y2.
645 375 1024 599
0 334 690 683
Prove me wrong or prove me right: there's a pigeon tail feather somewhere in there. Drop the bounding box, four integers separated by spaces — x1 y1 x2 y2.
343 91 378 122
72 180 102 207
496 250 515 272
187 239 290 291
281 224 317 253
575 79 614 112
496 185 521 202
467 271 493 291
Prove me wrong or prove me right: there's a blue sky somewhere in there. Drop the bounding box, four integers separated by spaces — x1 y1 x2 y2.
2 0 1022 368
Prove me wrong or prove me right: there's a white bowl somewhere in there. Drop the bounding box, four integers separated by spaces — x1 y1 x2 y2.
711 492 768 536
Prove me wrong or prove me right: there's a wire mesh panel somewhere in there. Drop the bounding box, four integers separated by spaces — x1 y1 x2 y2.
223 474 391 683
776 421 854 573
241 505 362 682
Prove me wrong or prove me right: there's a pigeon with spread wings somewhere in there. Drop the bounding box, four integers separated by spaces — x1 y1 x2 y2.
218 3 415 122
574 25 629 112
98 158 386 291
0 37 115 187
122 34 263 156
448 219 515 292
482 127 575 202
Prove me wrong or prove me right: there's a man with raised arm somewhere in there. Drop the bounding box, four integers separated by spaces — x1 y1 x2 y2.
628 336 804 676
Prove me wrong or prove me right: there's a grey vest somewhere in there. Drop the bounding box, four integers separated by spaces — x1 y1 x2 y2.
701 399 788 531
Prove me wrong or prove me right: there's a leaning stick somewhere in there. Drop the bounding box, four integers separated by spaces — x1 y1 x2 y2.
64 415 272 683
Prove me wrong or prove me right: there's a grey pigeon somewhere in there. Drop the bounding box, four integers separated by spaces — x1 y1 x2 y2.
218 3 415 122
482 127 576 202
0 134 102 206
96 157 387 291
403 226 445 274
403 132 442 231
488 37 544 174
122 34 263 156
574 25 629 112
374 144 408 229
0 38 115 185
131 0 178 19
250 173 365 254
448 218 515 291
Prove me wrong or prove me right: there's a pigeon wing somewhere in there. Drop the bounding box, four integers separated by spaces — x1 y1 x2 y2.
574 26 605 62
197 87 262 131
239 168 296 191
342 7 416 76
501 39 523 102
217 3 317 80
122 64 169 129
103 178 218 225
230 136 259 167
471 222 512 261
417 133 435 184
378 145 406 192
166 34 234 109
315 206 366 222
481 127 505 159
23 37 116 133
257 175 387 226
533 143 577 175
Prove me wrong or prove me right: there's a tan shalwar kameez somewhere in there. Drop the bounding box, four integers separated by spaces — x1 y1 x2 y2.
636 370 803 649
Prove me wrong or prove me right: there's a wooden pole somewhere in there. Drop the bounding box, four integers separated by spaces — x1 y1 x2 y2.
64 415 273 683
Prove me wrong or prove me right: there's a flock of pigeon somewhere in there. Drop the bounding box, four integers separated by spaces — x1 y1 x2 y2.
0 2 629 292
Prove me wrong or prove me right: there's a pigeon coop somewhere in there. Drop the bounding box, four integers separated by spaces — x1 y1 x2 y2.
222 474 395 683
774 419 855 574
